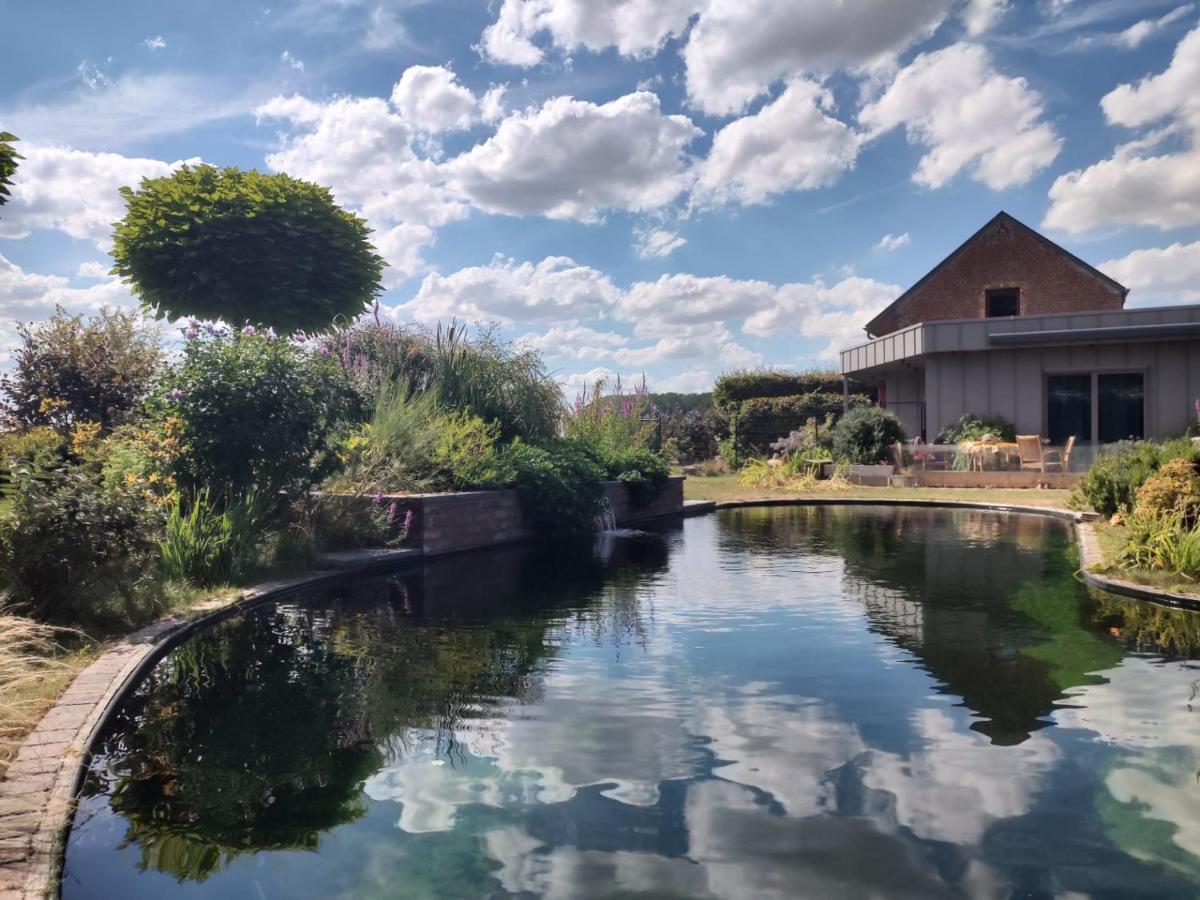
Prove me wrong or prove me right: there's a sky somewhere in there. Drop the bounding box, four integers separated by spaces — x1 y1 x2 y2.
1 0 1199 395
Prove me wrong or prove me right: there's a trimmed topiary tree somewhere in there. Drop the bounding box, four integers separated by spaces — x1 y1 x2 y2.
0 132 21 208
111 165 384 333
831 406 906 465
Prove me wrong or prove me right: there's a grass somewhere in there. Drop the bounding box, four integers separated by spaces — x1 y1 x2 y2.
0 616 95 777
683 473 1073 509
1087 519 1200 597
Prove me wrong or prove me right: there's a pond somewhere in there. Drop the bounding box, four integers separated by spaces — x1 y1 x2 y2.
62 506 1200 899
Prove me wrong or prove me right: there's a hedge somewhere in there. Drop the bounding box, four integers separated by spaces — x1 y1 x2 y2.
713 370 846 408
722 392 870 453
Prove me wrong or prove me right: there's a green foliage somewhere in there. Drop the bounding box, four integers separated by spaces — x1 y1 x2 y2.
940 413 1016 443
660 410 716 463
431 412 512 490
590 444 669 507
0 427 64 472
831 406 906 464
501 439 606 540
1118 510 1200 580
1075 440 1200 517
730 392 870 454
318 320 435 416
163 330 344 496
1135 458 1200 525
111 164 384 333
330 379 441 493
565 375 656 452
713 369 845 407
431 322 561 442
650 392 711 414
0 307 162 432
160 489 270 587
0 461 163 624
0 132 21 208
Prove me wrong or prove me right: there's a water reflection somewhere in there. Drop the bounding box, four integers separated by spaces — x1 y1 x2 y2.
63 507 1200 898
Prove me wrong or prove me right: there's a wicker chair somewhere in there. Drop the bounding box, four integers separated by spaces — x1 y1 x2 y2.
1016 435 1046 473
1042 435 1075 473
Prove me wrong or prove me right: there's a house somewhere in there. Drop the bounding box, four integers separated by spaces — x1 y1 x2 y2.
839 212 1200 464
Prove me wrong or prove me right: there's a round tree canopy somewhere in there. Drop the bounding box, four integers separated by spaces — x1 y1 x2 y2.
111 164 384 333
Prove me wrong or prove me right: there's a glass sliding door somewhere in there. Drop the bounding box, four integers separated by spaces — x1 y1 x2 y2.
1046 374 1091 445
1098 373 1144 443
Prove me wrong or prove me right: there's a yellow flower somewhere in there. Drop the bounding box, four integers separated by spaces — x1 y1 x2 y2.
70 420 102 455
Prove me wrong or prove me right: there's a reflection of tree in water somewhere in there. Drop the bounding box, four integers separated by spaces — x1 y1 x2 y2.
82 533 671 883
718 506 1129 745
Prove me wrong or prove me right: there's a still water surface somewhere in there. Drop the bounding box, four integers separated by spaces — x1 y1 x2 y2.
62 507 1200 898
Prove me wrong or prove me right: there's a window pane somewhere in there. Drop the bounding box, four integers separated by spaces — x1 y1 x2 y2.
1047 374 1091 444
1098 373 1144 443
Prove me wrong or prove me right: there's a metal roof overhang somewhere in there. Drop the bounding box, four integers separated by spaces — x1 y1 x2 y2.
988 321 1200 347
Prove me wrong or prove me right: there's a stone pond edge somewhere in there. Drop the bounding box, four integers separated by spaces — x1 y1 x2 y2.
5 496 1200 898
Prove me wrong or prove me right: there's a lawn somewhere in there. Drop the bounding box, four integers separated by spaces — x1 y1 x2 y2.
683 474 1074 509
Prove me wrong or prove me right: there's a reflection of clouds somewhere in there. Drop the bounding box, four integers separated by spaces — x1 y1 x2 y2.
366 666 702 832
700 692 863 816
861 707 1060 843
1056 658 1200 863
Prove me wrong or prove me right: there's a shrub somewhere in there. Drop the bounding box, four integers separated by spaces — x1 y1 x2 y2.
329 379 441 494
831 406 906 464
717 392 870 455
0 307 162 432
713 369 845 407
1075 440 1200 517
940 413 1016 443
566 375 657 452
1135 458 1200 525
0 462 163 624
430 412 513 490
1118 510 1200 580
112 165 384 333
660 410 716 463
162 329 344 497
590 444 670 507
502 439 606 541
317 320 435 414
431 322 561 443
0 427 64 472
159 489 271 587
0 131 20 208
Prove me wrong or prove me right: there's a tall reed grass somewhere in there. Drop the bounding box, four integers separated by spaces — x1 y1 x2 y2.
0 614 79 775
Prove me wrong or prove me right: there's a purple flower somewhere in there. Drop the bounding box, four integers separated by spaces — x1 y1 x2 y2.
386 501 399 524
184 327 199 340
266 327 277 343
169 387 182 400
294 331 308 344
320 345 332 358
403 510 413 531
242 325 256 336
373 491 386 506
205 322 218 335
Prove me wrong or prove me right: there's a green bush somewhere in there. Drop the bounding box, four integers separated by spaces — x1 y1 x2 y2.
160 489 270 587
717 392 870 455
431 412 513 490
713 369 845 407
1135 458 1200 525
660 410 716 463
0 462 163 624
590 444 670 507
0 131 21 208
112 165 384 333
0 307 162 432
162 329 344 497
318 320 435 417
502 439 606 541
0 427 64 471
1118 510 1200 580
1075 440 1200 518
940 413 1016 443
831 406 906 465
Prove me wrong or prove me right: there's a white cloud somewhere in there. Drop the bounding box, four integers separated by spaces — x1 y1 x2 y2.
1100 240 1200 304
0 145 193 248
400 255 622 324
1118 4 1195 48
859 43 1061 190
280 50 305 71
445 91 701 221
390 65 483 133
1045 24 1200 234
519 324 630 360
743 275 899 357
694 79 859 207
611 323 763 369
875 232 911 251
633 227 687 259
618 272 777 331
683 0 956 115
75 260 111 279
654 369 714 392
962 0 1010 36
0 72 259 150
143 35 166 50
478 0 701 66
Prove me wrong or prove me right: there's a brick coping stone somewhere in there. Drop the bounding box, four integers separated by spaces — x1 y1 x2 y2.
3 501 1195 899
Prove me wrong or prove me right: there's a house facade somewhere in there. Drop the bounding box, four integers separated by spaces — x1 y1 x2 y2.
840 213 1200 462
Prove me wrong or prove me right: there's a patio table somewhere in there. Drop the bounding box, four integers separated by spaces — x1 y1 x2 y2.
963 441 1021 470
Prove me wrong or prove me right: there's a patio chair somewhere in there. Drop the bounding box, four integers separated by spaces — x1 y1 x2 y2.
1016 435 1046 473
1042 435 1075 473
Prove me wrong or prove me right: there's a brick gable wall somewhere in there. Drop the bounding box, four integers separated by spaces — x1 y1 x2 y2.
868 216 1125 337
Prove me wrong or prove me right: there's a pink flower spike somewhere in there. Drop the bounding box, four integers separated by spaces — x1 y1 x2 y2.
242 325 256 336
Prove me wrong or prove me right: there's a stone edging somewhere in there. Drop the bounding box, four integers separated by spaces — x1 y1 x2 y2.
7 497 1200 899
0 550 421 900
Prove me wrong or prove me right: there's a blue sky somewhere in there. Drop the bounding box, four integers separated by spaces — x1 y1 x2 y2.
2 0 1199 394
